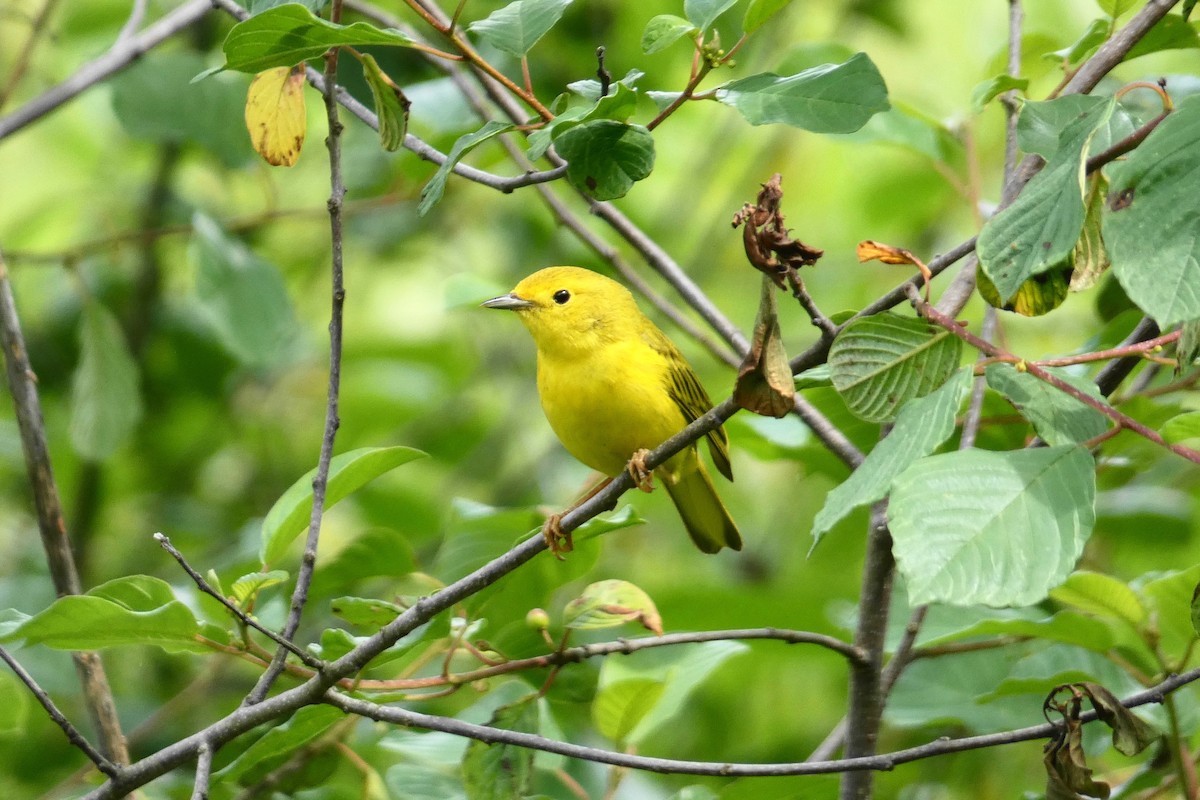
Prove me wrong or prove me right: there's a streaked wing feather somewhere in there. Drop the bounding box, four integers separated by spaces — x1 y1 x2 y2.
645 328 733 481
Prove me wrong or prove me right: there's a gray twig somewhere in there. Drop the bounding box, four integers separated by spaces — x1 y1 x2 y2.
0 646 117 776
190 740 213 800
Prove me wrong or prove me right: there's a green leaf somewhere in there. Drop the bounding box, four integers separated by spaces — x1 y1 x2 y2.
592 678 665 743
715 52 889 133
811 367 972 545
1046 18 1109 67
641 14 696 54
1138 564 1200 660
570 504 644 544
978 96 1115 303
223 4 414 72
418 121 514 216
563 579 662 635
230 570 289 607
919 609 1115 654
565 68 643 102
260 445 427 564
841 102 963 163
1016 95 1126 160
976 261 1071 317
1125 13 1200 60
1069 172 1111 291
1050 571 1147 629
1 576 206 653
360 53 409 152
1178 321 1200 374
889 446 1096 607
218 706 345 782
743 0 793 34
468 0 572 57
1095 0 1138 17
0 670 28 736
1162 411 1200 444
684 0 737 31
328 596 406 628
385 764 466 800
554 120 655 200
189 213 301 368
69 301 142 460
461 694 538 800
828 312 963 423
594 641 745 745
970 74 1028 114
985 364 1110 446
1104 95 1200 326
111 52 250 167
1186 0 1198 22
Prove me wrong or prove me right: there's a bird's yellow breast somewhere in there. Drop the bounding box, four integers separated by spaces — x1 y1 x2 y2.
536 333 689 477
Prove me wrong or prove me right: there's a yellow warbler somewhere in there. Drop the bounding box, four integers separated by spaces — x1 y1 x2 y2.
483 266 741 554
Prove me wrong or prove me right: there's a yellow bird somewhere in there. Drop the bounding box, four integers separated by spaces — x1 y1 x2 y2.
483 266 741 555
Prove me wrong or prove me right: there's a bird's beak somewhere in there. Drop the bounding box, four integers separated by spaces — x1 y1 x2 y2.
481 292 535 311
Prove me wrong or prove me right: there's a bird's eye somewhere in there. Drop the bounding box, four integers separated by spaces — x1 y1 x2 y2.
553 289 571 305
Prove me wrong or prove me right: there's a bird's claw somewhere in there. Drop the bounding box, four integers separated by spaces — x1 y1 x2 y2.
628 449 655 493
542 514 573 560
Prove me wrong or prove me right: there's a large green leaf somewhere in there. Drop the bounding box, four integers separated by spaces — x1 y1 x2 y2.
554 120 655 200
1104 95 1200 327
468 0 572 57
977 95 1115 302
985 364 1110 446
828 312 963 423
461 694 538 800
260 445 427 564
223 4 414 72
715 52 889 133
1 576 207 653
889 446 1096 607
189 213 301 368
69 301 142 460
811 367 971 544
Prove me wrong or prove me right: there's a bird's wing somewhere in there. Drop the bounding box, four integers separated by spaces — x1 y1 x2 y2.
646 328 733 481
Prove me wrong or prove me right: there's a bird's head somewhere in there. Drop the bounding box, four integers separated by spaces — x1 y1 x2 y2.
482 266 638 357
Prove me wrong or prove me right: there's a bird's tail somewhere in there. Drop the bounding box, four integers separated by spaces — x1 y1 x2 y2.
661 456 742 554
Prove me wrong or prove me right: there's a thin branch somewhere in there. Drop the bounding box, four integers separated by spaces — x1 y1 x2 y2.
0 0 213 141
190 740 213 800
0 646 117 776
1095 317 1162 397
154 533 325 669
960 307 998 449
116 0 148 45
244 0 349 706
0 250 130 764
792 394 865 469
0 0 62 112
908 285 1200 464
323 662 1200 779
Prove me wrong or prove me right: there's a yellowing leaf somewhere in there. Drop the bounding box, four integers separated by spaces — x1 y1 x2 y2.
245 66 307 167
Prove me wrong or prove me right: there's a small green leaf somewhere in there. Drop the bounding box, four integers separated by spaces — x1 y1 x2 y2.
970 74 1028 114
230 570 289 607
684 0 737 31
1 576 206 653
218 706 345 782
641 14 696 54
419 121 514 215
592 679 665 744
260 445 427 564
1104 95 1200 326
69 301 142 460
743 0 793 33
468 0 572 57
985 364 1110 446
554 120 655 200
223 4 414 73
978 95 1115 303
189 213 301 368
889 447 1096 607
564 579 662 635
461 694 538 800
1050 571 1147 629
329 596 405 627
571 505 644 544
715 52 889 133
1162 411 1200 444
360 53 409 152
828 312 963 423
1045 18 1109 67
811 367 971 546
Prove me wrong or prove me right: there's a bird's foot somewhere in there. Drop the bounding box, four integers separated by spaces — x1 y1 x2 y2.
628 449 655 493
542 513 573 560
